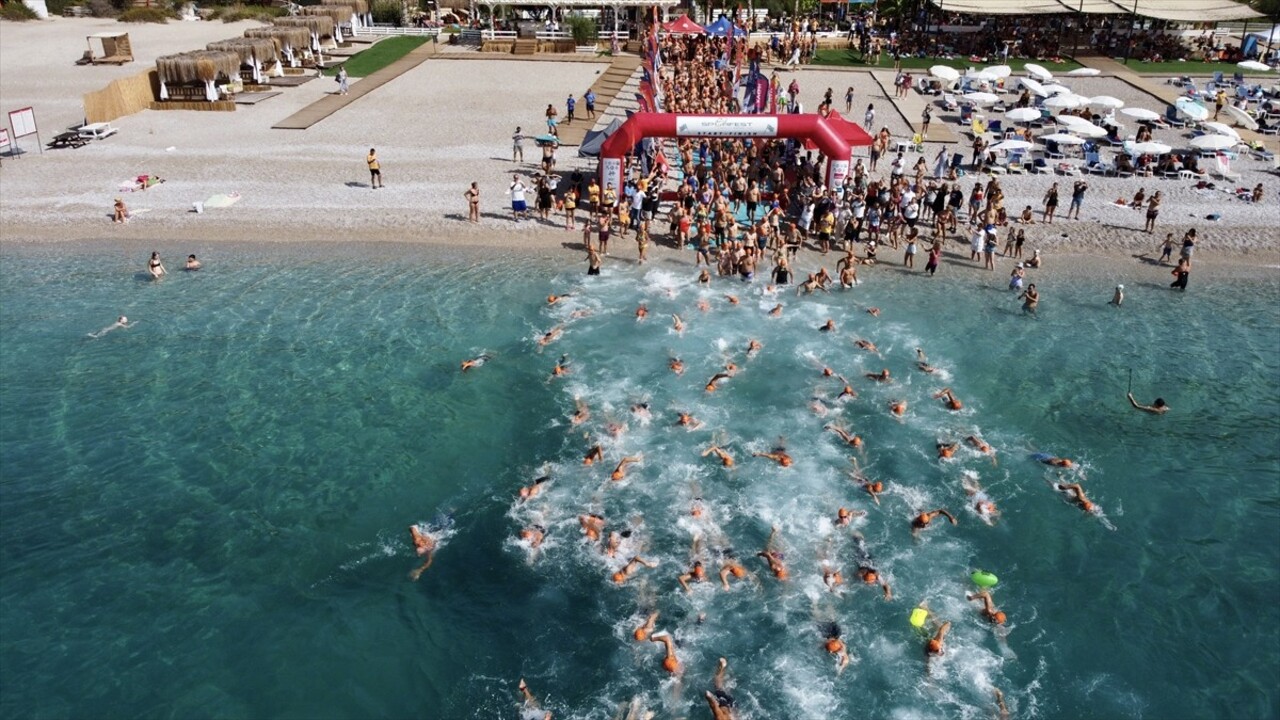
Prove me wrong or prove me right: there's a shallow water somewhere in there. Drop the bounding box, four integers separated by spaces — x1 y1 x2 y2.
1 242 1277 720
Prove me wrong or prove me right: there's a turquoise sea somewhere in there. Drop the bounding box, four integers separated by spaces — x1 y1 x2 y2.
1 242 1277 720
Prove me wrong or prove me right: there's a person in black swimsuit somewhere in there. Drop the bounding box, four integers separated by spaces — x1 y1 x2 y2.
147 251 165 280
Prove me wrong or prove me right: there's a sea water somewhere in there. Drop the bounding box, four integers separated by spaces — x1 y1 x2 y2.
1 242 1277 720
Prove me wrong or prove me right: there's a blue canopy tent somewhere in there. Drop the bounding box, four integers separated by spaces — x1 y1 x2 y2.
704 15 733 37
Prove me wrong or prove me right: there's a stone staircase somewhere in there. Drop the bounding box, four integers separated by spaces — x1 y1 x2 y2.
512 39 538 56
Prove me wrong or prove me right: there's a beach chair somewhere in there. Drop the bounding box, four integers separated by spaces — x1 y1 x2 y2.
1211 71 1224 89
1251 146 1276 162
1232 72 1244 85
1164 105 1188 129
1007 152 1025 174
949 153 964 173
1045 141 1064 160
942 93 959 111
988 120 1003 135
1030 158 1049 174
960 106 974 123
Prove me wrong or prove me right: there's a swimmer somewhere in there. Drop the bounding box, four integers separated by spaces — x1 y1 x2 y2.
723 362 739 377
517 678 553 720
1037 454 1074 468
459 353 494 372
677 412 704 430
583 444 604 465
519 524 546 549
854 338 879 353
746 339 762 357
768 304 783 317
537 326 563 346
890 400 907 417
690 497 705 518
809 396 830 417
724 294 739 305
88 315 134 338
611 455 642 481
797 273 827 295
408 524 437 581
866 369 891 382
819 319 836 333
635 304 648 320
836 378 857 400
925 620 952 660
697 298 711 313
866 307 881 317
702 445 735 468
966 590 1007 625
633 611 659 641
821 367 834 377
822 563 844 589
678 560 707 592
604 529 631 558
836 506 866 527
933 387 963 410
698 269 711 284
1127 392 1170 415
568 309 592 320
518 475 549 501
571 398 590 425
547 293 571 304
825 423 863 447
146 251 165 279
937 441 959 459
915 348 936 373
605 421 627 438
851 532 892 599
673 314 686 333
964 435 994 455
962 474 1000 524
719 551 750 589
752 448 793 467
757 526 789 580
911 508 957 536
184 254 201 271
669 357 685 375
822 623 850 673
704 657 737 720
650 631 681 674
551 355 570 377
612 555 658 584
859 478 884 505
578 513 605 541
1055 482 1096 513
705 372 732 392
630 402 651 420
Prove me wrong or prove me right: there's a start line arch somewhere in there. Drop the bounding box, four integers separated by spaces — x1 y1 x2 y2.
597 112 875 194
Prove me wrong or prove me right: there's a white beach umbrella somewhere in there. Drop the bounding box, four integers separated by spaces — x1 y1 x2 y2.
1067 67 1101 76
1130 141 1172 155
1238 60 1271 72
1006 107 1042 123
1089 95 1125 109
984 65 1012 79
1042 133 1085 145
1202 121 1241 140
1069 123 1107 138
1044 94 1087 109
1224 104 1259 130
1176 97 1209 121
1025 63 1053 81
1044 83 1073 95
1190 134 1236 150
1019 77 1049 97
1055 114 1093 127
1121 107 1162 121
990 139 1033 151
963 91 1000 105
930 65 960 81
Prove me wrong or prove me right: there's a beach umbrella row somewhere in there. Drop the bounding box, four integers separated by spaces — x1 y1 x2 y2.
1044 94 1087 109
963 91 1000 105
1089 95 1125 109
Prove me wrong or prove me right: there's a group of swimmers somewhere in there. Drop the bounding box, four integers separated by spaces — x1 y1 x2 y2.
144 251 202 280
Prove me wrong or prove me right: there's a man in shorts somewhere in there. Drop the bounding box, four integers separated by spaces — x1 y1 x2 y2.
1067 179 1088 220
366 148 383 189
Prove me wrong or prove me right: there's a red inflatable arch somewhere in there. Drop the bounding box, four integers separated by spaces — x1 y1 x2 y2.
597 112 874 194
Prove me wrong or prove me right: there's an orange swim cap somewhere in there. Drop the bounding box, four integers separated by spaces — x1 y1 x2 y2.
1082 500 1095 512
692 565 705 579
730 565 746 578
871 482 883 493
662 656 679 673
994 611 1007 625
780 456 793 467
927 639 942 654
838 507 851 519
612 572 626 584
825 638 843 653
611 471 624 481
634 628 649 641
861 569 877 584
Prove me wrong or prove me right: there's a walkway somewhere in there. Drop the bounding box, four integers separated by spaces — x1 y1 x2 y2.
551 54 641 147
1084 56 1263 144
272 42 439 130
870 70 957 145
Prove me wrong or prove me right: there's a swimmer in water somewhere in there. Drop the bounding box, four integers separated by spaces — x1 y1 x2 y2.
1037 455 1074 468
825 423 863 447
746 339 762 357
702 445 735 467
850 533 892 599
925 620 952 661
705 372 732 392
571 398 590 425
866 369 891 382
518 475 550 501
604 528 632 558
719 550 750 589
633 611 659 641
819 319 836 333
547 293 571 304
630 402 651 420
966 590 1007 625
724 294 739 305
88 315 134 338
697 298 711 313
933 387 963 410
1055 482 1096 513
612 555 658 584
911 508 957 536
672 314 686 333
517 678 553 720
858 476 885 505
460 354 491 372
698 269 711 284
551 355 570 378
650 631 681 674
752 447 793 467
995 689 1010 720
669 357 685 375
836 506 865 527
835 377 857 400
757 526 789 580
866 307 881 317
677 412 704 430
611 455 642 481
635 304 648 320
1127 392 1170 414
537 326 563 346
854 338 879 353
583 444 604 465
408 524 437 581
704 657 737 720
768 304 783 317
822 623 851 673
965 435 994 455
578 513 605 541
690 496 705 518
937 441 959 459
678 560 707 593
915 348 936 373
962 474 1000 524
890 400 907 417
184 254 201 271
822 563 844 590
519 524 546 550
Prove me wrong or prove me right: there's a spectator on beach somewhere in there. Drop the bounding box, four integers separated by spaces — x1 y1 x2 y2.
113 197 129 223
464 182 480 223
545 104 559 136
509 175 529 221
566 93 576 124
512 126 524 163
366 148 383 189
1067 179 1088 220
336 65 348 95
584 89 596 119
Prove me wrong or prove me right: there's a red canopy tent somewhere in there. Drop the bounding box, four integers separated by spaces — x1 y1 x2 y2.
662 14 705 34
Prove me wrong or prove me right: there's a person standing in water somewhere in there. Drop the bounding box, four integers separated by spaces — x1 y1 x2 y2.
147 251 166 280
1018 283 1039 314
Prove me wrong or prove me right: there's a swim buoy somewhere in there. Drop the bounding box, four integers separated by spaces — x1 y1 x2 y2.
971 570 999 588
909 607 929 628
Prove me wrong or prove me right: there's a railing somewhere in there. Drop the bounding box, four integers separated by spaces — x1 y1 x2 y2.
483 29 519 40
535 30 573 40
356 25 440 37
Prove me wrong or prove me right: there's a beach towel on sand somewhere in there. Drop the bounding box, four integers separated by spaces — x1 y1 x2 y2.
203 192 241 209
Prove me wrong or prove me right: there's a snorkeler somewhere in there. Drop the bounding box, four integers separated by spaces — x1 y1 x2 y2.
704 657 737 720
911 508 957 536
650 631 681 674
408 524 437 581
822 623 851 673
518 475 550 501
612 556 658 585
460 354 491 372
933 387 963 410
1054 482 1096 513
1127 392 1169 414
757 526 789 581
966 590 1007 625
825 423 863 448
611 455 642 481
752 448 793 467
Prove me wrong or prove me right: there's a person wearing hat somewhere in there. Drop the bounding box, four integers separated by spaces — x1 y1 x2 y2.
1009 263 1025 291
1025 249 1042 268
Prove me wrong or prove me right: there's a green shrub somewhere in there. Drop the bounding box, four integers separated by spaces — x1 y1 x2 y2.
87 0 114 16
0 2 40 20
370 0 400 25
118 6 173 22
565 14 596 45
44 0 77 15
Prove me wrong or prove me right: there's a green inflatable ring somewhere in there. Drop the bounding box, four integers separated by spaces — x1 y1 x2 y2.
971 570 999 588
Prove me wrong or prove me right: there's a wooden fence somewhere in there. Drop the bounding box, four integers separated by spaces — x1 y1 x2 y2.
83 69 158 124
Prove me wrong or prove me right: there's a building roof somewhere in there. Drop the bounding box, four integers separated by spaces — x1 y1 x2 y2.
930 0 1263 21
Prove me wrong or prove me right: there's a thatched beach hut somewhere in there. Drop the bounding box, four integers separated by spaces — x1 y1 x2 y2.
207 37 281 83
155 50 241 101
274 15 337 52
243 26 313 67
299 6 350 43
321 0 370 30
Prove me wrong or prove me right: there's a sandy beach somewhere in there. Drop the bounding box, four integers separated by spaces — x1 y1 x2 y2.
2 17 1278 282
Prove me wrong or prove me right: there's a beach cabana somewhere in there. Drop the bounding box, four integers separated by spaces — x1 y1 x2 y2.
207 38 282 83
274 16 338 52
156 50 242 102
662 14 704 35
300 6 350 44
244 26 313 67
321 0 370 31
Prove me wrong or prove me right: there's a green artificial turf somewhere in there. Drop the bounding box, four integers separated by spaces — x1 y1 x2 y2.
324 36 428 78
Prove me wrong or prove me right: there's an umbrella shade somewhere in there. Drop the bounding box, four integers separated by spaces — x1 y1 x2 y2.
1069 123 1107 138
1042 133 1085 145
1202 121 1241 139
1089 95 1125 109
1238 60 1271 72
963 92 1000 105
1224 104 1259 130
966 70 997 83
984 65 1012 79
1121 107 1162 121
1025 63 1052 81
1044 94 1086 109
1006 107 1042 122
1130 142 1172 155
1067 68 1101 76
930 65 960 81
1055 114 1093 127
990 139 1033 151
1019 77 1048 97
1176 97 1209 120
1190 134 1236 150
1044 83 1073 95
